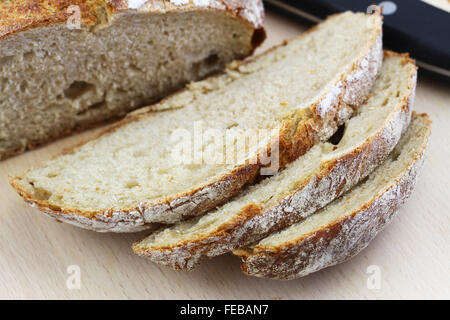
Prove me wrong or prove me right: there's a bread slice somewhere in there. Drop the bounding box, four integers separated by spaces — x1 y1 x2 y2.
10 11 383 232
0 0 265 159
132 52 417 270
235 113 431 280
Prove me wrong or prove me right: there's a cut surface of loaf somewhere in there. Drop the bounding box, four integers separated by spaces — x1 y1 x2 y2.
132 53 417 270
0 0 265 159
236 113 431 280
10 11 383 232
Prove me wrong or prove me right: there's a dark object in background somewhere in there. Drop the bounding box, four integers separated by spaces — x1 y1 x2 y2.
265 0 450 81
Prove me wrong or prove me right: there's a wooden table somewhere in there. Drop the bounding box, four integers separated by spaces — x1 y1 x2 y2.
1 6 449 300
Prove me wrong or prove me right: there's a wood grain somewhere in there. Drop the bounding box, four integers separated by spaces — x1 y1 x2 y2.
0 6 449 300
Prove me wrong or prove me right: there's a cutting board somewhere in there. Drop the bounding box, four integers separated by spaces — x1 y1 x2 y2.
1 5 449 300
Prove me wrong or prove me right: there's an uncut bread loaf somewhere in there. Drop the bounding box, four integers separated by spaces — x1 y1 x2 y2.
0 0 265 159
132 52 417 270
235 113 431 280
10 11 383 232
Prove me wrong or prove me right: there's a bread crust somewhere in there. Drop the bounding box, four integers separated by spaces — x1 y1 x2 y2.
0 0 265 40
131 52 416 269
10 11 383 233
237 113 431 280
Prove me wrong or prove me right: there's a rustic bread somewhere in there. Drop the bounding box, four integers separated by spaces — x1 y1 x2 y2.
235 113 431 280
10 11 383 232
132 52 417 270
0 0 265 160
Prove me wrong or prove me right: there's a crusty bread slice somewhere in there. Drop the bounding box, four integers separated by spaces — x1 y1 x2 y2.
235 113 431 280
0 0 265 159
132 52 417 270
10 11 383 232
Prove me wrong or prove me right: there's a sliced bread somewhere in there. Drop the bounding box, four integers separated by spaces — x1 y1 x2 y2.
10 11 383 232
132 52 417 270
236 113 431 280
0 0 265 159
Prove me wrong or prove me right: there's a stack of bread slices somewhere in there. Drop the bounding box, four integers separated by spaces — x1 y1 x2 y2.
10 10 431 280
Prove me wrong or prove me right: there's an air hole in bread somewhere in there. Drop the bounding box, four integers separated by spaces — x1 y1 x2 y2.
45 103 64 112
391 149 401 161
192 52 220 76
328 124 346 145
204 53 219 67
354 175 370 188
76 100 106 116
20 81 28 92
129 64 143 74
125 181 140 189
64 81 96 100
33 187 52 201
0 55 13 65
251 28 266 48
23 51 34 59
227 123 238 129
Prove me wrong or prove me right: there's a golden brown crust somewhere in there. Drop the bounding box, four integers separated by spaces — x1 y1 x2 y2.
0 0 110 39
0 0 265 40
238 114 431 280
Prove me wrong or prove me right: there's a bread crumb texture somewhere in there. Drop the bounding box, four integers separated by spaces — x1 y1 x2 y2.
0 0 265 159
132 53 417 270
239 113 431 280
11 11 382 232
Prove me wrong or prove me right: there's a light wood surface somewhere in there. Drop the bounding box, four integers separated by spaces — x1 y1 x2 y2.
1 7 449 300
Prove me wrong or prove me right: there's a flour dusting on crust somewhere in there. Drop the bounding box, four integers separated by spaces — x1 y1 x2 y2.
132 53 414 271
240 115 431 280
315 33 382 118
